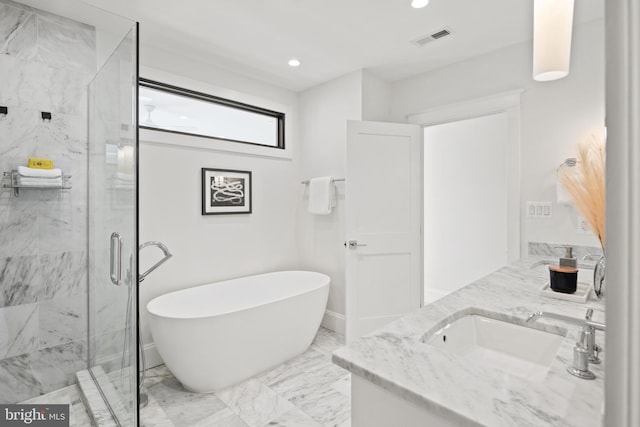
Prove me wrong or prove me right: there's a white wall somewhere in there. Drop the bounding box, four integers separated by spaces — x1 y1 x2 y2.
138 45 300 352
391 19 605 253
423 113 509 303
362 70 392 122
137 17 605 346
296 71 363 333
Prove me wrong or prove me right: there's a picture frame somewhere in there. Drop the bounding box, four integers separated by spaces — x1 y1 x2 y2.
201 168 252 215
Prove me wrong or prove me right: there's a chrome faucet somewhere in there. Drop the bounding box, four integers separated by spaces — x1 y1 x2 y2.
527 308 605 379
138 241 173 282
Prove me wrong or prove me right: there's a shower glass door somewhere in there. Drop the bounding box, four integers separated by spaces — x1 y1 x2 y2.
88 25 138 426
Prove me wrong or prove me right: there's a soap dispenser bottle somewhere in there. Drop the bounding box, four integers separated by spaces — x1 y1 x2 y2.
559 246 577 268
549 246 578 293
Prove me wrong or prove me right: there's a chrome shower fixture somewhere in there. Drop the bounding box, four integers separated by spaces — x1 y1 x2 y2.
138 240 173 282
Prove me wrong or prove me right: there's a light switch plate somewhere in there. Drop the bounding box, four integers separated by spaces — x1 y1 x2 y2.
527 201 552 218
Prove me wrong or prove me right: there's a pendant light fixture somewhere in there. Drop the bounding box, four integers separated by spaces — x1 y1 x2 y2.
533 0 575 82
411 0 429 8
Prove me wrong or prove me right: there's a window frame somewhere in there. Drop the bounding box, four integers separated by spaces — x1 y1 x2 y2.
139 78 285 150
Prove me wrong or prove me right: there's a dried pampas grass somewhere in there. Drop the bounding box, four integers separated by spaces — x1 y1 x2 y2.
559 135 606 248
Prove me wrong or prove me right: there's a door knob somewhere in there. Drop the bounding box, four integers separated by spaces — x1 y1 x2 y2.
347 240 367 249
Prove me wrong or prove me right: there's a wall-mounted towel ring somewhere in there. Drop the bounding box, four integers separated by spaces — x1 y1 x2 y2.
556 158 578 205
557 157 577 172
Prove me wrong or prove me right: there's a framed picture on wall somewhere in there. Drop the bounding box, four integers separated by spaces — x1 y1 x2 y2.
201 168 252 215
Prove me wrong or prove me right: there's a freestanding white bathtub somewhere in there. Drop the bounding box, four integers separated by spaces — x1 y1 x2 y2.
147 271 330 392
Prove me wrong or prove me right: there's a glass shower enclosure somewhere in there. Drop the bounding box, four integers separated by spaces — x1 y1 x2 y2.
0 1 138 424
87 22 139 427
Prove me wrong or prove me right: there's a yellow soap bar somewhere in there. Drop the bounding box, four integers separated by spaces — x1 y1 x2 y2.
28 158 54 169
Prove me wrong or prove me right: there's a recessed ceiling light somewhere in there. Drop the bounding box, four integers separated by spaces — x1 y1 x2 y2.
411 0 429 8
288 58 301 67
179 115 188 120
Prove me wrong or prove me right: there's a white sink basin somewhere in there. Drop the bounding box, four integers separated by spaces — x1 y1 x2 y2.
423 314 565 381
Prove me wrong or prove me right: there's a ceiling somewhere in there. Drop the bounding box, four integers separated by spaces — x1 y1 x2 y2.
78 0 603 92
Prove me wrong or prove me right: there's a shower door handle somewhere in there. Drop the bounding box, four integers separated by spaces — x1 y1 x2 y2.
110 232 123 286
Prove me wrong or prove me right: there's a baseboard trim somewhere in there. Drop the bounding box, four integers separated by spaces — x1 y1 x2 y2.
142 342 163 370
321 309 345 335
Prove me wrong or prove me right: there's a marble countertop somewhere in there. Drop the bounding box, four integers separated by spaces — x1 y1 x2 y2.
332 257 605 427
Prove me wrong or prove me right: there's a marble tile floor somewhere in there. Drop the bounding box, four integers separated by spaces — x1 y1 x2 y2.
17 327 348 427
141 327 350 427
19 383 93 427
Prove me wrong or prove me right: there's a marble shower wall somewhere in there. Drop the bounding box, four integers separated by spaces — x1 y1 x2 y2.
0 0 96 403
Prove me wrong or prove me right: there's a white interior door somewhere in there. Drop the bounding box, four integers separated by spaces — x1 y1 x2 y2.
345 120 422 343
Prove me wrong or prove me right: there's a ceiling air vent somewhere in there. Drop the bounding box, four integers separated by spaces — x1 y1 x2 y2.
412 27 453 47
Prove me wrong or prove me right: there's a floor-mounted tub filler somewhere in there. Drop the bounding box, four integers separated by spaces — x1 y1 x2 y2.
147 271 330 392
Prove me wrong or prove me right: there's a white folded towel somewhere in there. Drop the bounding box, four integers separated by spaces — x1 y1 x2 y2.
17 176 63 187
308 176 334 215
18 165 62 178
